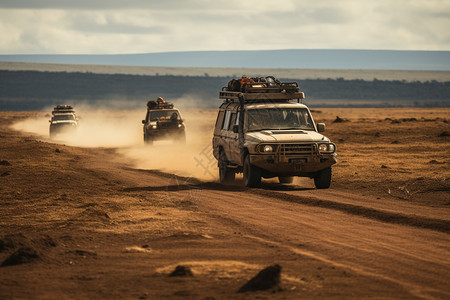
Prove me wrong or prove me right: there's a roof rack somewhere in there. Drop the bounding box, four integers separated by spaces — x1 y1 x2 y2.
219 90 305 102
220 78 305 102
147 101 174 110
52 105 75 115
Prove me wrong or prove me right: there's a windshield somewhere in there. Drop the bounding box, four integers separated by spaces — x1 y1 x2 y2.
247 108 314 131
149 110 180 121
53 114 75 121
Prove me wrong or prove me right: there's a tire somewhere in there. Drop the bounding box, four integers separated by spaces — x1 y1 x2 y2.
243 155 261 187
144 133 153 145
314 167 332 189
278 176 294 184
49 127 57 138
219 150 235 184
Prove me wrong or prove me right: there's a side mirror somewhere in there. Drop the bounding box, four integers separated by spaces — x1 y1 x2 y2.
142 120 146 124
49 120 51 123
317 123 326 132
233 124 239 133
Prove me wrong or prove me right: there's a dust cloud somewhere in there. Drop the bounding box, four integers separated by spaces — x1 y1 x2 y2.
11 104 219 181
118 109 219 181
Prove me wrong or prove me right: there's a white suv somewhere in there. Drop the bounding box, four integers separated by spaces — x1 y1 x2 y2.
212 78 337 188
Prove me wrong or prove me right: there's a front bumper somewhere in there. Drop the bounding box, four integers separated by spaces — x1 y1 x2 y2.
50 123 77 134
145 128 185 139
249 143 337 175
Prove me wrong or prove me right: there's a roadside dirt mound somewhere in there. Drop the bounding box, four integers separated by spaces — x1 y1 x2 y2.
1 247 40 267
0 160 11 166
169 265 194 277
0 233 57 267
0 233 28 251
70 207 111 223
0 233 56 252
238 264 282 293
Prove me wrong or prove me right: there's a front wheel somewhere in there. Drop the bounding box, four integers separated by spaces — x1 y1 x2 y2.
243 155 261 187
314 167 332 189
219 150 235 184
144 133 153 145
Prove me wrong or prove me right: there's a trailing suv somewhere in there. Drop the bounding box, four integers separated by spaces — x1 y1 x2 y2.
49 105 78 138
212 76 337 188
142 100 186 145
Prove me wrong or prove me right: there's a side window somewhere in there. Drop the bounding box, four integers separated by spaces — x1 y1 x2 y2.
145 111 149 122
222 110 232 130
229 113 237 130
214 110 225 135
235 111 240 125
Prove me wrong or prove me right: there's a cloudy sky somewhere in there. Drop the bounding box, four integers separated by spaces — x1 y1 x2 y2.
0 0 448 54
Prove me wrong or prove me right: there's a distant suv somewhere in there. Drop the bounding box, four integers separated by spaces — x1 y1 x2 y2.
142 100 186 145
212 76 337 188
49 105 78 138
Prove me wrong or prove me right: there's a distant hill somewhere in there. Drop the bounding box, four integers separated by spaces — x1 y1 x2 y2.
1 50 449 71
2 62 450 82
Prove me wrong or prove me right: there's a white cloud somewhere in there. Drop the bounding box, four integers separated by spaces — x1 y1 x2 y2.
0 0 448 54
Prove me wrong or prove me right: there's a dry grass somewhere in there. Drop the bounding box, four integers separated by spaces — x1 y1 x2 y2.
314 108 450 203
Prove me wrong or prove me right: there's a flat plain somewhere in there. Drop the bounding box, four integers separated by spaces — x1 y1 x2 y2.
0 107 449 299
2 61 450 81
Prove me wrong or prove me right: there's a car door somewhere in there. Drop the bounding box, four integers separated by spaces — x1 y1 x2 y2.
228 110 241 164
220 109 233 160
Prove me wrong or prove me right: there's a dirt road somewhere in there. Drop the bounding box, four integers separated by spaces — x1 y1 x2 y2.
1 110 449 299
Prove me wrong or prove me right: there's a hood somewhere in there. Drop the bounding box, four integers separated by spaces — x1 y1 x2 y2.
246 130 327 142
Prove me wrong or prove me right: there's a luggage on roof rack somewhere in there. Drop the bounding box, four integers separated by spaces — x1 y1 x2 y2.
226 76 300 93
52 105 75 115
221 76 304 102
147 100 174 110
219 90 304 102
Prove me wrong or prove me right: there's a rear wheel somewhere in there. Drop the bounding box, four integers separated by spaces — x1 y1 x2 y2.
314 167 332 189
243 155 261 187
278 176 294 184
219 150 235 184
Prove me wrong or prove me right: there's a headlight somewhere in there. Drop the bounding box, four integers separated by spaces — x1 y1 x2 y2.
318 143 336 153
264 145 273 152
151 125 157 129
259 144 276 153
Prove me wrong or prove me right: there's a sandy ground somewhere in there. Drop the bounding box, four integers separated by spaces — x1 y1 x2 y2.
0 108 449 299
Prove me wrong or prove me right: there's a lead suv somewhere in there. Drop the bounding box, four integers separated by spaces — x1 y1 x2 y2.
212 77 337 188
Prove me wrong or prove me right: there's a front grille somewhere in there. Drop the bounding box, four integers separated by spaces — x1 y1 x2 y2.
280 143 315 155
157 122 178 129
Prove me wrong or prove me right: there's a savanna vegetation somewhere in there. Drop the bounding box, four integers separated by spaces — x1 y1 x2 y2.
0 70 449 110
